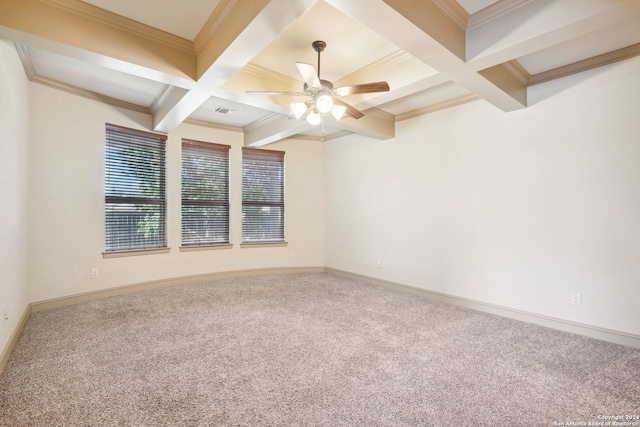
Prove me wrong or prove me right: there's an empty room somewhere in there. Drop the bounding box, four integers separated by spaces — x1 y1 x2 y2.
1 0 639 425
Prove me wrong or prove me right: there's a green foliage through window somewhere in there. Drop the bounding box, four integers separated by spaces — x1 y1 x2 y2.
242 148 285 243
104 124 166 252
181 140 230 246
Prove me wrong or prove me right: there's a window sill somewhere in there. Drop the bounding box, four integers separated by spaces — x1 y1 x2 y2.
240 241 288 248
103 248 171 259
180 244 233 252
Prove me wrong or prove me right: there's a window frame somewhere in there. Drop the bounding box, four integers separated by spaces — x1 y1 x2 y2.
103 124 168 256
241 147 286 245
180 139 231 249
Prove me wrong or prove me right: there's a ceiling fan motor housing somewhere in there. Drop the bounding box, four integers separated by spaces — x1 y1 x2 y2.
303 79 334 94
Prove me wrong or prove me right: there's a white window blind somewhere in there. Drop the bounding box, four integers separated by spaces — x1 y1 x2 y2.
181 139 230 246
242 147 285 243
104 124 167 252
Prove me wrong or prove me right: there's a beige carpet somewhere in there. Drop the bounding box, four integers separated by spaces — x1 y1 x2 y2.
1 273 639 426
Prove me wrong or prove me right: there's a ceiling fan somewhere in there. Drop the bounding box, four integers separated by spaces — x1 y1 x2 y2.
246 40 390 125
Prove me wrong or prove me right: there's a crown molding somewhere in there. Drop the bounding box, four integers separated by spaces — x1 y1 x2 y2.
338 50 413 86
243 63 297 85
31 74 151 114
432 0 470 30
502 59 531 86
396 94 480 122
467 0 535 31
149 84 175 114
37 0 194 53
14 43 36 80
528 42 640 86
243 112 283 133
194 0 239 55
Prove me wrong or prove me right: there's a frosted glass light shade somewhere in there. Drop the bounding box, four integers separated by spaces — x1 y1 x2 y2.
315 94 333 113
331 104 347 121
307 110 322 125
291 102 307 119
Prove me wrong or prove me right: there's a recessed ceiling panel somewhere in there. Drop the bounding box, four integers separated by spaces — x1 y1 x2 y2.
80 0 220 41
29 47 165 107
249 1 401 83
189 96 276 128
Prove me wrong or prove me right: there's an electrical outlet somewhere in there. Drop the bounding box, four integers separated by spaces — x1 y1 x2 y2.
570 292 581 306
363 257 369 266
289 251 295 258
3 309 8 326
376 260 383 269
91 268 99 279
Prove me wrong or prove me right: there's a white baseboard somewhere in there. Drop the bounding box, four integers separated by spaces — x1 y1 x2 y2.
326 268 640 349
31 266 325 313
0 304 31 374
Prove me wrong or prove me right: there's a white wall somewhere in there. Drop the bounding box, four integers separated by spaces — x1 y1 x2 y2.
326 56 640 336
27 84 325 302
0 41 30 352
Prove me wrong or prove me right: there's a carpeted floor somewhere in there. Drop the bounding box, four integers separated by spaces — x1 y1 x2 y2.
0 273 639 426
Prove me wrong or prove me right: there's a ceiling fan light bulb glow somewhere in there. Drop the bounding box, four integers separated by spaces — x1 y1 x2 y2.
307 110 322 126
315 94 334 113
331 104 347 121
291 102 307 119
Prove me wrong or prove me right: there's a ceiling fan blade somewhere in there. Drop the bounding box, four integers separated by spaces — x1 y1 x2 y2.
295 62 322 89
334 81 390 97
246 90 305 96
334 99 364 120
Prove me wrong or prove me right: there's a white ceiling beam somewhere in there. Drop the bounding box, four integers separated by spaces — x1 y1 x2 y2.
0 0 197 86
153 0 319 133
244 114 314 147
466 0 640 67
379 0 466 61
329 108 395 140
328 0 526 113
152 89 211 134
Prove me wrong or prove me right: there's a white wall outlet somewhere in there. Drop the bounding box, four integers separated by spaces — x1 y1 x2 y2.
570 292 581 306
363 257 369 266
289 251 295 258
91 268 99 279
3 309 8 326
376 260 383 269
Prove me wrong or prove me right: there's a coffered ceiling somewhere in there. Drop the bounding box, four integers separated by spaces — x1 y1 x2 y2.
1 0 639 146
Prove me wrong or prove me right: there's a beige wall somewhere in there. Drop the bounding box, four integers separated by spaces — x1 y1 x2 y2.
3 44 640 349
0 41 30 352
27 84 325 302
325 56 640 336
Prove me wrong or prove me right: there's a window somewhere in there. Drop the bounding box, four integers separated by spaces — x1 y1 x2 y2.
181 139 230 246
104 124 167 253
242 147 285 243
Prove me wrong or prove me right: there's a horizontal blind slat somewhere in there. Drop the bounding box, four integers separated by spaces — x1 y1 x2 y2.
181 139 230 246
241 148 285 243
105 125 167 252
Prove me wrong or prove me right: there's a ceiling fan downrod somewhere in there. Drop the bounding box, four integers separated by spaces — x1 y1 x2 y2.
312 40 326 78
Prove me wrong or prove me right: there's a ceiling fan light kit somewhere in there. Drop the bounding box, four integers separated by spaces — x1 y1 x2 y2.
247 40 390 126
